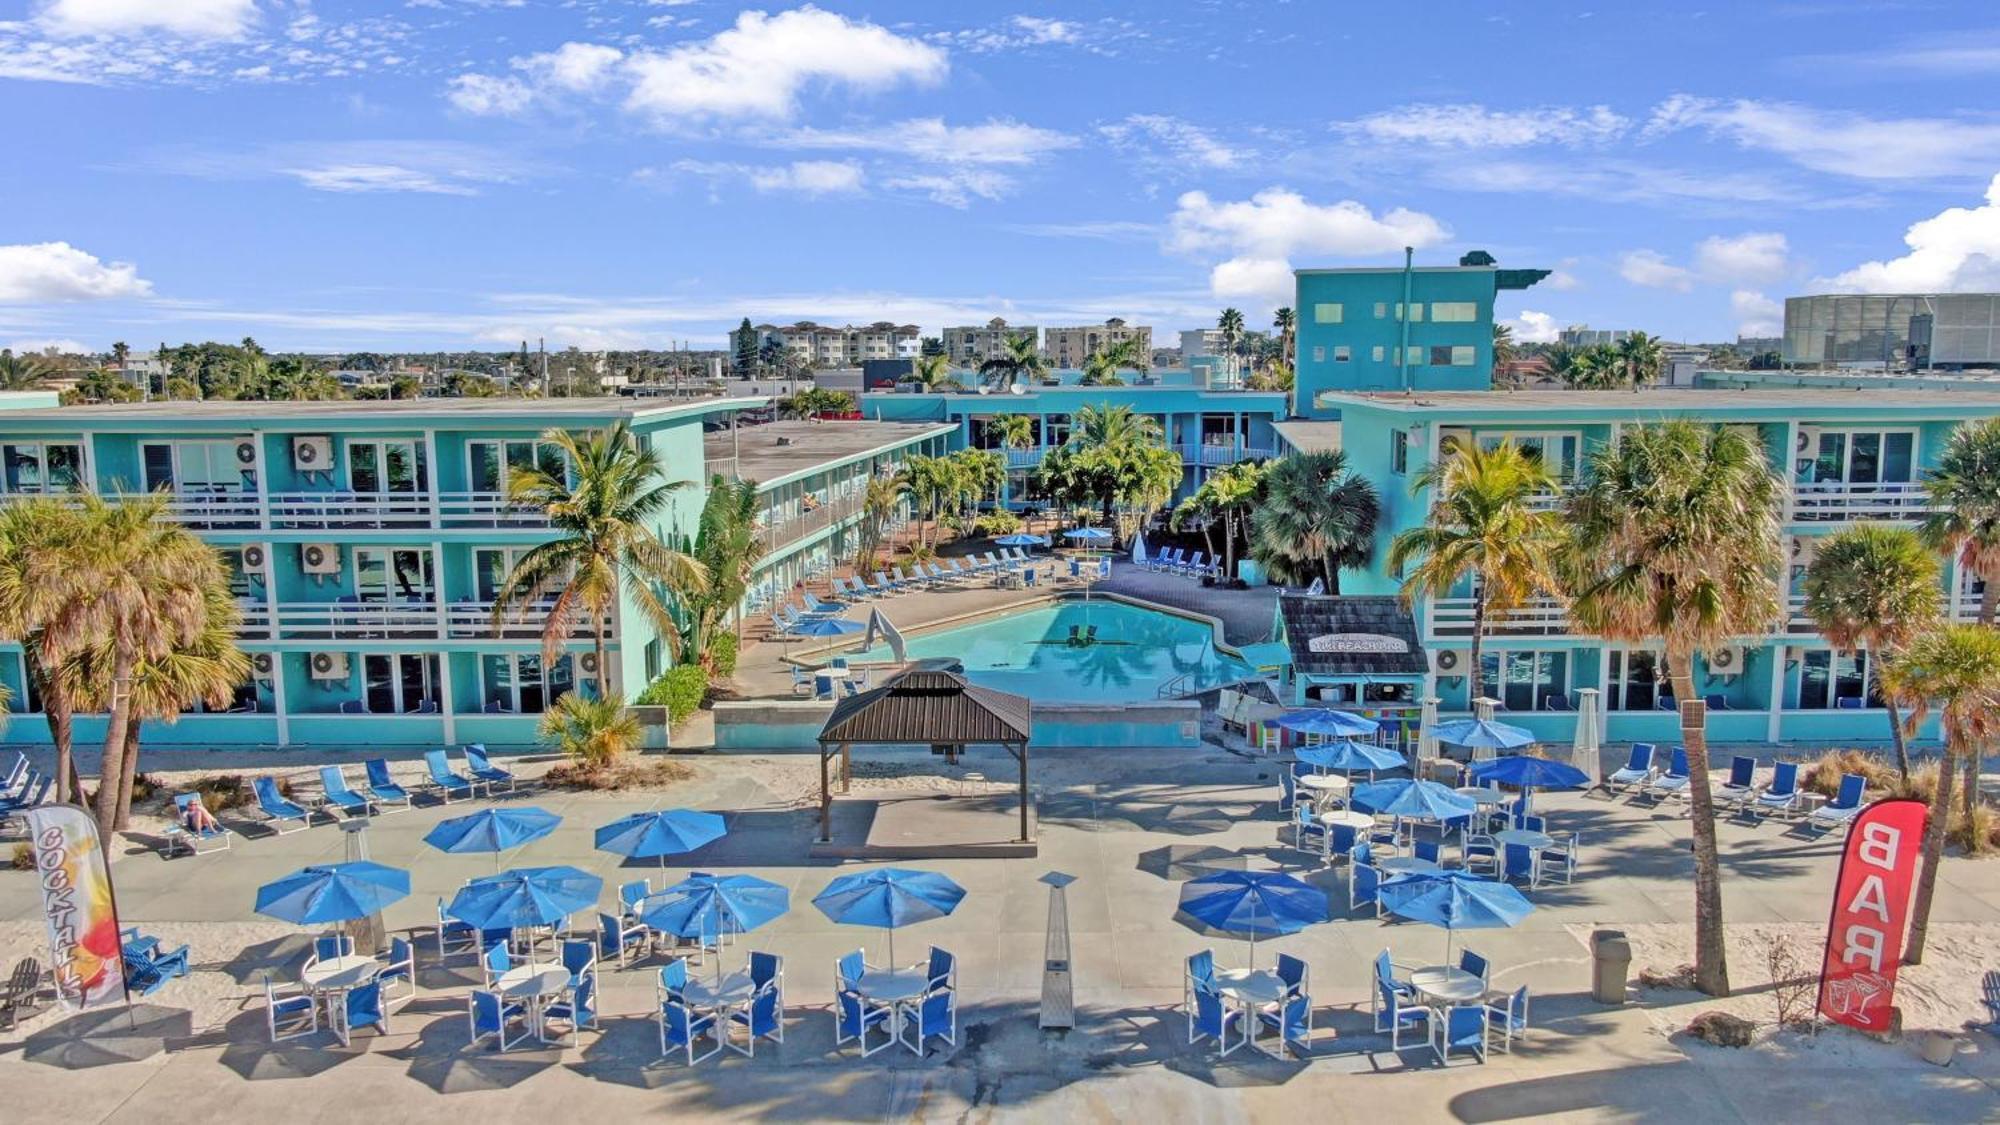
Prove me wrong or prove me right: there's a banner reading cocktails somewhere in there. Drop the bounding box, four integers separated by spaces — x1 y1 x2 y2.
1817 797 1926 1033
25 804 127 1012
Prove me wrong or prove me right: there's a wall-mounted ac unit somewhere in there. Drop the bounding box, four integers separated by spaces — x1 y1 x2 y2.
1791 536 1819 566
1431 648 1470 675
1707 645 1747 678
234 437 258 467
293 434 333 471
1795 425 1822 455
301 543 340 575
241 544 267 571
309 651 349 680
251 652 275 680
577 652 601 677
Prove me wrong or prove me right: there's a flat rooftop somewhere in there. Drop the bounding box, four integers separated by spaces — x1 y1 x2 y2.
1272 420 1342 454
11 395 769 424
706 419 953 483
1325 386 2000 414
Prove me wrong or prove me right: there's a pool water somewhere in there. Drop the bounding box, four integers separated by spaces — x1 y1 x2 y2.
852 600 1254 703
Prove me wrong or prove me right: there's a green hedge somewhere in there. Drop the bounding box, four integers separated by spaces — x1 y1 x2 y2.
709 632 739 678
638 664 708 725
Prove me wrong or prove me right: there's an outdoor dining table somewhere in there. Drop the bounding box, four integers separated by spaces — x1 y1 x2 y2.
857 968 930 1054
1409 965 1486 1006
1376 855 1440 875
1297 774 1350 806
1214 968 1287 1057
684 970 758 1056
300 954 379 1017
1496 828 1555 886
1318 809 1374 830
497 963 574 1041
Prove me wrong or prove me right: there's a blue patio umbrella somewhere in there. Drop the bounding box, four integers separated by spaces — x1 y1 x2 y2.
595 809 728 873
813 868 966 968
424 807 562 871
1379 869 1533 961
1466 755 1590 792
1430 718 1538 751
1297 739 1408 777
642 873 789 982
790 616 863 638
1351 778 1478 822
255 862 409 926
447 865 604 953
425 806 561 872
1274 708 1381 739
1063 527 1112 543
1177 869 1330 968
994 533 1048 549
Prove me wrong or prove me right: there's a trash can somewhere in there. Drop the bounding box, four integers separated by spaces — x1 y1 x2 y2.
1591 928 1631 1005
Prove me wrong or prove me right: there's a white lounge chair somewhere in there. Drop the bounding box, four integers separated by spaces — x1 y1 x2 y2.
1605 744 1656 793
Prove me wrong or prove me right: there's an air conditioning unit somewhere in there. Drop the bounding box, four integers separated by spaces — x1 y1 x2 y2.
241 544 267 571
1431 648 1471 676
301 543 340 575
1439 427 1472 454
577 652 601 677
309 651 349 680
1707 645 1747 678
293 434 333 472
1791 536 1819 566
1795 425 1822 455
234 436 258 467
251 652 275 680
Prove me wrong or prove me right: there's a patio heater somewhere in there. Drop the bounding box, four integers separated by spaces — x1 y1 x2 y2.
339 817 386 954
1039 871 1077 1031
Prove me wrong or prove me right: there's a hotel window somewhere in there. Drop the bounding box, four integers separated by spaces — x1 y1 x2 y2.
1483 432 1581 484
1371 346 1385 362
1450 346 1476 366
1797 429 1916 486
363 653 440 714
1430 346 1454 366
6 652 42 713
1432 302 1478 323
480 652 576 714
1374 303 1387 319
1313 303 1344 324
1391 431 1408 474
1333 346 1351 362
1606 649 1665 712
1311 346 1325 363
1 442 84 494
347 439 427 494
1792 648 1874 710
140 440 241 492
1478 650 1569 713
469 440 567 493
354 547 435 602
1394 303 1425 322
1403 346 1423 366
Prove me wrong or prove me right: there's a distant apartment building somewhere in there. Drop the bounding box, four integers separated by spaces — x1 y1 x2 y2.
1558 326 1635 348
1784 293 2000 370
942 318 1038 365
732 321 919 371
1045 318 1153 367
1179 328 1227 358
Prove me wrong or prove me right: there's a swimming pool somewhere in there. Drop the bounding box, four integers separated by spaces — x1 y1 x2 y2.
851 599 1254 703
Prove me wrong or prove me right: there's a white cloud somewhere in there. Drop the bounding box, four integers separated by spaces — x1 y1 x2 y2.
518 42 622 92
1821 173 2000 292
1618 249 1695 291
1543 260 1582 291
781 118 1074 166
7 337 90 355
446 73 534 115
0 242 151 302
1731 290 1782 337
1167 187 1449 308
37 0 257 39
1507 311 1561 344
1694 232 1790 284
282 164 484 196
1338 103 1629 147
882 169 1013 208
1646 95 2000 181
1011 16 1077 44
749 160 865 196
1099 114 1246 171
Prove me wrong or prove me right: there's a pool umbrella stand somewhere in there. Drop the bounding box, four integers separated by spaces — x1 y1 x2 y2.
447 865 604 963
641 873 789 983
255 862 411 953
1296 739 1407 779
1176 869 1329 970
1379 869 1532 962
1274 708 1382 740
424 807 562 873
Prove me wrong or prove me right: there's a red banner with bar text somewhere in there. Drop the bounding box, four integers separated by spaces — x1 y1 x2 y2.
1817 797 1927 1033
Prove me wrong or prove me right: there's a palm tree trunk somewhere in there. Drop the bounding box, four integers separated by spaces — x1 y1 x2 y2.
1885 696 1912 782
115 721 142 831
1980 567 1997 625
595 621 610 700
1905 742 1957 965
1321 551 1340 595
30 650 76 803
1670 660 1730 996
1468 595 1486 706
1223 510 1238 575
94 648 137 833
1200 521 1217 561
1961 751 1983 855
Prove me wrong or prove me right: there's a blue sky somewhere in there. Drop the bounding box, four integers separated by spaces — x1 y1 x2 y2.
3 0 1999 355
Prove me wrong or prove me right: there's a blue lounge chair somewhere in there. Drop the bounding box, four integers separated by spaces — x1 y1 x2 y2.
318 766 372 817
1808 773 1868 834
163 792 230 857
1756 761 1802 818
1717 756 1758 809
333 980 390 1046
363 759 412 812
0 771 49 819
252 776 313 834
468 988 532 1050
835 988 893 1055
264 978 317 1042
1432 1003 1488 1064
424 749 476 802
1607 744 1656 793
1189 983 1243 1055
462 745 516 794
1640 747 1692 804
1485 985 1531 1052
1278 769 1298 812
542 973 597 1045
660 998 721 1064
121 928 190 996
0 751 27 798
437 898 477 957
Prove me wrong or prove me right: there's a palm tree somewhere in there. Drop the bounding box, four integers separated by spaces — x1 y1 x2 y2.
950 449 1005 527
1880 625 2000 962
539 691 642 769
1559 345 1620 390
1170 492 1219 560
1071 403 1162 448
896 454 958 550
1917 416 2000 827
0 499 93 800
1273 307 1296 367
1248 450 1380 591
685 476 764 659
1190 461 1265 576
978 334 1046 391
1389 439 1563 696
1562 420 1784 996
909 354 960 392
1218 308 1246 382
0 349 59 390
1616 331 1666 389
853 473 907 574
495 421 710 684
991 414 1036 451
1801 525 1941 781
1492 323 1517 370
1079 337 1146 387
1246 361 1294 393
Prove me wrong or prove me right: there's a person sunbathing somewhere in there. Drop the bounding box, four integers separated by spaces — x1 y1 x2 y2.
182 798 221 835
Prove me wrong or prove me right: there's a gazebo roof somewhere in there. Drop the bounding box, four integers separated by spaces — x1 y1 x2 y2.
818 668 1033 745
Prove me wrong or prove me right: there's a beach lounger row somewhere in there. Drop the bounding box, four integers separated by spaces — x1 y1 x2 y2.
1144 547 1221 580
1602 745 1867 832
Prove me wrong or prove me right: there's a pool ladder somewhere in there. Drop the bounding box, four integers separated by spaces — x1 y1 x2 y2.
1156 671 1199 699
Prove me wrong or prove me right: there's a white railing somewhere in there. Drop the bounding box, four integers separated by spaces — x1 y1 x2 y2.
1525 489 1566 512
1789 481 1929 522
446 600 609 641
163 489 261 527
761 491 866 552
703 458 739 480
1428 596 1572 637
236 600 273 637
1173 443 1276 467
271 601 443 639
1003 447 1045 469
263 490 551 530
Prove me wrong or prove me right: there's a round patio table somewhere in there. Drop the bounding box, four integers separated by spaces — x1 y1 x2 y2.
1455 787 1507 807
1495 829 1553 850
1409 966 1485 1005
300 955 378 991
1215 968 1287 1057
685 970 758 1055
857 968 930 1054
1376 855 1440 875
1318 809 1374 830
1297 774 1350 806
497 963 573 1042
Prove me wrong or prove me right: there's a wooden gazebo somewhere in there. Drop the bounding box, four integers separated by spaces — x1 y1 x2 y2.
815 668 1035 843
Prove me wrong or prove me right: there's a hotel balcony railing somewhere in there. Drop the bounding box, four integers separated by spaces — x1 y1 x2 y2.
237 598 607 641
1788 481 1929 523
1427 596 1573 638
1173 443 1276 467
759 490 867 553
153 488 551 531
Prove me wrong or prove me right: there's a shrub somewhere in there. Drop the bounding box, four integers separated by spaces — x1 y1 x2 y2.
707 632 739 679
638 664 709 726
901 543 936 565
539 692 643 767
187 774 261 815
10 843 31 870
978 510 1023 536
1950 802 2000 853
1894 761 1943 803
1798 749 1897 798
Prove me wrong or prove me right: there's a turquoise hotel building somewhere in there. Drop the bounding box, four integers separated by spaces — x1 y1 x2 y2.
1280 252 2000 748
0 392 949 750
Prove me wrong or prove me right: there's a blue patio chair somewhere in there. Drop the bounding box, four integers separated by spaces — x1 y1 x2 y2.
906 985 958 1055
1463 832 1501 877
1184 950 1215 1018
620 878 651 918
1543 693 1574 712
264 978 318 1042
1259 992 1313 1055
318 766 372 817
658 957 690 1004
252 776 313 834
1522 814 1547 834
462 745 516 794
1808 773 1869 834
599 912 645 967
1717 756 1758 809
435 898 478 957
1190 983 1243 1055
1458 949 1490 985
732 976 785 1055
1756 761 1802 818
1607 743 1656 793
1374 972 1430 1050
1414 839 1442 865
333 980 390 1047
1294 803 1331 855
468 988 532 1051
837 949 870 993
1485 985 1531 1052
379 936 416 1009
835 987 894 1055
1350 859 1383 915
121 929 189 996
0 771 50 821
313 933 354 964
424 749 476 802
924 947 954 994
1835 695 1865 710
1504 842 1536 886
1640 747 1691 804
1374 950 1415 1002
561 938 597 987
1432 1003 1488 1064
542 973 597 1045
1328 822 1360 860
362 759 412 812
482 941 511 989
164 792 231 857
1275 954 1307 1000
1541 832 1580 885
660 998 722 1064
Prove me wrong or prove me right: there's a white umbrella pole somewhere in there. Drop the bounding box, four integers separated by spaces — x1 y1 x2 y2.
887 927 895 972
